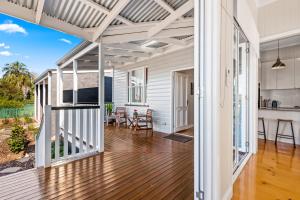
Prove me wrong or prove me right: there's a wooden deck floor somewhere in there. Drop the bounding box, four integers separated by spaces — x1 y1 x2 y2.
233 139 300 199
0 127 193 200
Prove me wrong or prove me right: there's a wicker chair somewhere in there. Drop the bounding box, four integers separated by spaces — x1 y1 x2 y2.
115 107 127 127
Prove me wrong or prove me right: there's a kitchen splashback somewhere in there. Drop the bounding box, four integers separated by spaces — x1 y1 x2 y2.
261 89 300 107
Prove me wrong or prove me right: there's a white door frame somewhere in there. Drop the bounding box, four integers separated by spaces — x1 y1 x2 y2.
194 0 221 199
170 66 194 134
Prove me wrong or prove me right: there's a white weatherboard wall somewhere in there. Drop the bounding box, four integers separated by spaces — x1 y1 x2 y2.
113 47 193 134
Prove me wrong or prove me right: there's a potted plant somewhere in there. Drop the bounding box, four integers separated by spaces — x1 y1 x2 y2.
106 103 113 116
133 109 138 118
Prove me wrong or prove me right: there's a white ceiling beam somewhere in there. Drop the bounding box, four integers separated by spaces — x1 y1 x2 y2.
153 0 184 20
92 0 131 41
105 55 136 63
148 0 194 37
35 0 45 24
154 0 175 13
0 1 93 41
90 18 193 35
104 49 150 57
80 0 133 26
104 43 154 52
102 27 193 44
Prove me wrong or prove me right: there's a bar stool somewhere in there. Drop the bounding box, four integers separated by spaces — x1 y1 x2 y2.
258 117 267 142
275 119 296 148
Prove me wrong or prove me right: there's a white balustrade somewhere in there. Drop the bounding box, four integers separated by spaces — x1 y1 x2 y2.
35 105 102 167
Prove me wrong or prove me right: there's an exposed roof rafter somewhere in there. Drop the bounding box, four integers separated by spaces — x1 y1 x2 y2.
80 0 134 26
148 0 194 37
92 0 131 41
35 0 45 24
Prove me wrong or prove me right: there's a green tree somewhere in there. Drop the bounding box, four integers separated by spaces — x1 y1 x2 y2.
1 61 34 101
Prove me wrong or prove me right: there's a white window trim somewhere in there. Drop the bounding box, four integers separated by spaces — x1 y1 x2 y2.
127 66 148 105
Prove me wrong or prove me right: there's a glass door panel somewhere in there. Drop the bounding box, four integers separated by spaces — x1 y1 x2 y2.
233 23 249 171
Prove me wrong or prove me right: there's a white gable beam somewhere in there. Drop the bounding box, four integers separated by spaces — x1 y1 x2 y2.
81 0 133 25
92 0 131 41
148 0 194 37
0 1 93 41
35 0 45 24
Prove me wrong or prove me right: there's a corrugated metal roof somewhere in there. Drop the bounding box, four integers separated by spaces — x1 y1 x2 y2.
43 0 110 28
118 0 170 24
7 0 38 10
165 0 189 10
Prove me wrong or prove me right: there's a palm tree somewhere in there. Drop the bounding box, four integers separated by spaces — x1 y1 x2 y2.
2 61 33 99
2 61 29 77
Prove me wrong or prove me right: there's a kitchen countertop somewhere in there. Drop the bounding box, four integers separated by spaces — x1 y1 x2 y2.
259 107 300 112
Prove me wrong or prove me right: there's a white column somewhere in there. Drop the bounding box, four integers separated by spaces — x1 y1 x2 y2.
73 60 78 105
42 80 46 113
98 42 105 152
37 83 41 121
34 84 37 120
48 72 52 106
57 66 63 106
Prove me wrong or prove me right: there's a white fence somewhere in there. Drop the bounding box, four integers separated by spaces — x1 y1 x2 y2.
35 105 102 167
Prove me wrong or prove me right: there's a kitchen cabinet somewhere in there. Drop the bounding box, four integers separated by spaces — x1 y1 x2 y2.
261 61 276 89
261 59 296 90
294 59 300 88
276 59 295 89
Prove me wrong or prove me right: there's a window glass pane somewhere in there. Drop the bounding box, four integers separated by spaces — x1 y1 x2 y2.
130 68 144 103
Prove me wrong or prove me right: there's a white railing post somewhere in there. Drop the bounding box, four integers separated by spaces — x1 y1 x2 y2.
98 42 105 152
34 105 51 167
44 105 52 167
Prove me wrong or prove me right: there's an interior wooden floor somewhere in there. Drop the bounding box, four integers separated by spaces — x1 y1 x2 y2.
233 139 300 200
0 126 193 200
176 128 194 137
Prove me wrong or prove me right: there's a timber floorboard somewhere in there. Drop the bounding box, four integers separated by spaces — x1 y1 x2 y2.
0 126 193 200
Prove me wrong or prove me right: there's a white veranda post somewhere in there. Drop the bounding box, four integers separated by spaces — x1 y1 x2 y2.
73 60 78 105
37 83 41 121
98 42 105 152
42 80 46 113
57 66 63 106
48 72 52 106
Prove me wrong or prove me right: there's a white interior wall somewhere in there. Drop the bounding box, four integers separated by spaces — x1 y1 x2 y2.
258 0 300 42
113 47 194 134
218 0 259 199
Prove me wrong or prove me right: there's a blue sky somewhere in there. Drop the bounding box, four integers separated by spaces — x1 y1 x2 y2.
0 13 82 77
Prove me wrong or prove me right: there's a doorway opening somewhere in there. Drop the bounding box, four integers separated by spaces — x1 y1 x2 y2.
172 68 194 137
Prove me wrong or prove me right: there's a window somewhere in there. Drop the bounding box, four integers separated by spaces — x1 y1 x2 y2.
128 67 147 104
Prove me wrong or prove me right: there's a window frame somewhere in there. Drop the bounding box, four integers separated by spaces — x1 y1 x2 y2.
127 67 148 105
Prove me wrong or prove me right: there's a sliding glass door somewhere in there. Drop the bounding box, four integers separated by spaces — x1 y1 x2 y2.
233 23 249 171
